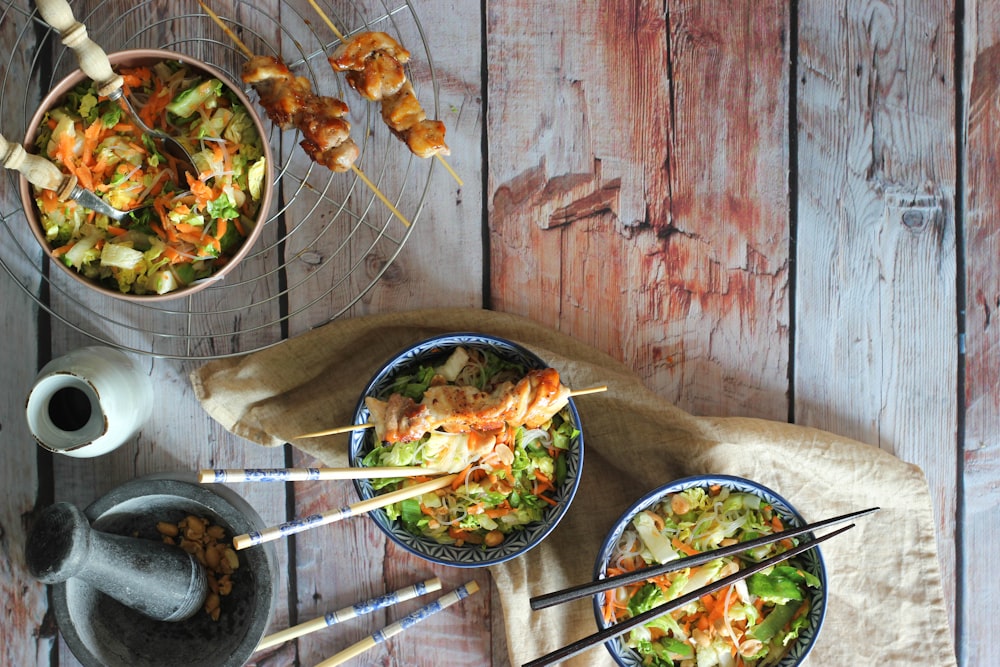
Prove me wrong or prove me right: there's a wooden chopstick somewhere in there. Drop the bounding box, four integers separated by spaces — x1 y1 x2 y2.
529 506 880 610
256 577 442 651
314 581 481 667
232 473 457 550
198 466 440 483
522 523 855 667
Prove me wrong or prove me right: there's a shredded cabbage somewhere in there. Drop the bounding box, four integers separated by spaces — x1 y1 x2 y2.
605 486 820 667
362 347 577 548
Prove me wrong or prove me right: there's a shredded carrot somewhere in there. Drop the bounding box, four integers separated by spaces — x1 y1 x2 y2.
174 222 203 235
161 246 185 264
51 243 74 258
120 67 152 91
81 121 103 167
448 526 472 541
485 505 513 519
451 464 473 490
602 593 615 624
672 537 700 557
39 189 60 213
139 77 170 128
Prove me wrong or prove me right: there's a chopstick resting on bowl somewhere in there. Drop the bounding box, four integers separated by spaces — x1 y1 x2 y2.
294 384 608 439
256 577 442 651
529 506 880 610
522 522 858 667
231 473 457 550
198 466 443 483
314 581 481 667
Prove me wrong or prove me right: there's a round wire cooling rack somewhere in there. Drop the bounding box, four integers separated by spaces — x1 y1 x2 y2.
0 0 441 359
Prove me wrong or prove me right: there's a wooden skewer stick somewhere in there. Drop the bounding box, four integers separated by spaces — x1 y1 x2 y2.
256 577 442 651
198 1 250 54
296 423 373 439
294 384 608 439
232 473 457 550
198 1 412 227
198 466 441 483
568 384 608 397
314 581 481 667
304 0 463 187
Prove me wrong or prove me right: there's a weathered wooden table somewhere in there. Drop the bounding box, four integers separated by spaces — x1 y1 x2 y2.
1 1 993 665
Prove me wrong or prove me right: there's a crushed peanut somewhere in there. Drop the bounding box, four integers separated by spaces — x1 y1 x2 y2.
156 515 239 621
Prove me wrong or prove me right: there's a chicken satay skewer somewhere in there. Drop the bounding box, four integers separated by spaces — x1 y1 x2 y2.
199 1 411 227
305 0 463 186
294 384 608 439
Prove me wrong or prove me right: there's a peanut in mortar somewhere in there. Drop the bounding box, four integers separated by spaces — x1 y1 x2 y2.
156 515 240 621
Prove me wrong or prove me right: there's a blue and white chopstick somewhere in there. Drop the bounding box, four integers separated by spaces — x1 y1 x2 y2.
198 467 434 483
255 577 443 651
314 581 481 667
231 473 458 550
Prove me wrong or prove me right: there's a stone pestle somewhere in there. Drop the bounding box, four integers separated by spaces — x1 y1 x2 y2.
25 502 208 622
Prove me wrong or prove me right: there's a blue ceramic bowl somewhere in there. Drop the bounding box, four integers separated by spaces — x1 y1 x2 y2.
349 333 584 567
594 475 827 667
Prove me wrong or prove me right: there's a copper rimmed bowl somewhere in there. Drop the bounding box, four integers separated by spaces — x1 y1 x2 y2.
20 48 273 302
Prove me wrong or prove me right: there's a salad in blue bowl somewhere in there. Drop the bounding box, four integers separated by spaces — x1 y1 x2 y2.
349 333 584 567
594 475 827 667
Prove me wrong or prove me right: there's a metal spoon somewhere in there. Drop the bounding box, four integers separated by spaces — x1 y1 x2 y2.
2 132 142 221
35 0 198 179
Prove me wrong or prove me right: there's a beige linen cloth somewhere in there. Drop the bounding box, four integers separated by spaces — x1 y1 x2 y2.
191 308 957 667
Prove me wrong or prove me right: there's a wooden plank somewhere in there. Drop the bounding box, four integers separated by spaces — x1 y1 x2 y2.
272 0 483 330
281 1 488 665
795 0 958 643
0 2 58 663
961 1 1000 663
487 0 791 422
8 2 292 665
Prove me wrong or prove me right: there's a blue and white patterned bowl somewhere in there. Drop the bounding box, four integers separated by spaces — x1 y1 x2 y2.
349 333 584 568
594 475 827 667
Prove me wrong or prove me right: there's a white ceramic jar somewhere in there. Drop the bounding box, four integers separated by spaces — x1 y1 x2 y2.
25 346 154 458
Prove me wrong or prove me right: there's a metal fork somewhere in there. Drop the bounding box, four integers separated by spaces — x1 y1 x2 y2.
2 131 144 221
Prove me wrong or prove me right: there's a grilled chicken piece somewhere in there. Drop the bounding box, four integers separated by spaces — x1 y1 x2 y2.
328 32 410 102
329 31 411 101
328 32 449 158
380 82 449 158
241 56 311 129
297 96 359 172
365 368 571 443
242 55 359 172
